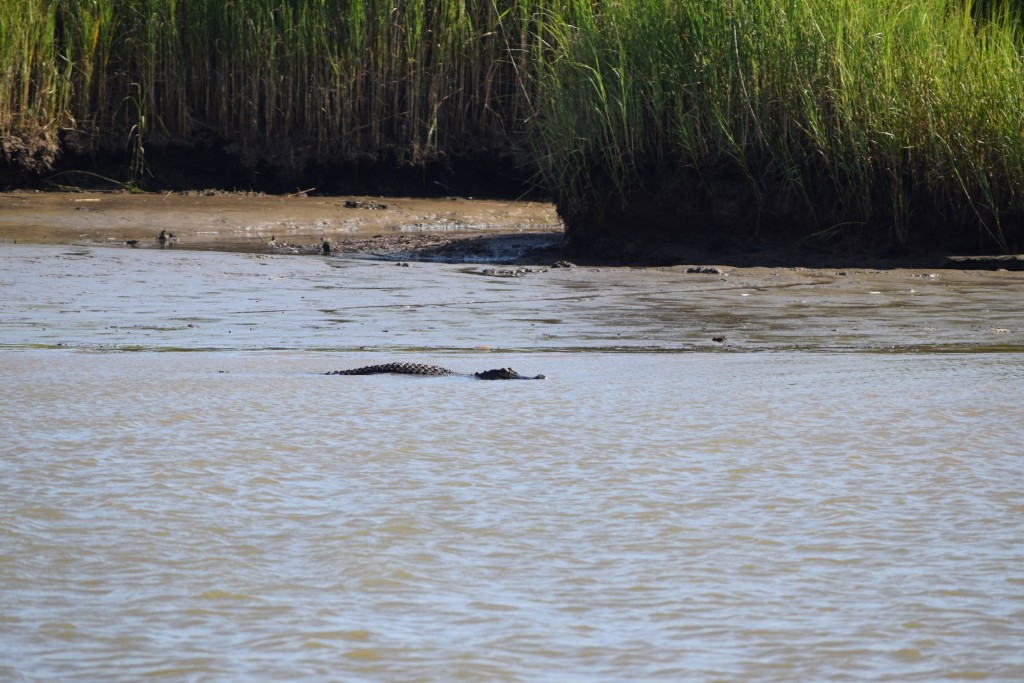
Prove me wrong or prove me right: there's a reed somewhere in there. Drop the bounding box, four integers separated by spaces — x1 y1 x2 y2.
531 0 1024 249
1 0 1022 249
1 0 570 172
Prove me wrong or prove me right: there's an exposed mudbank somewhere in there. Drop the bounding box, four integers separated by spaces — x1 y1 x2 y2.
0 191 563 262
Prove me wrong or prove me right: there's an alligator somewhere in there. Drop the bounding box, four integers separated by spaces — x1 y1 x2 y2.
324 362 545 380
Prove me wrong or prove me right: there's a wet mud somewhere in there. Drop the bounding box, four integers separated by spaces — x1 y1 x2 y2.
0 191 562 258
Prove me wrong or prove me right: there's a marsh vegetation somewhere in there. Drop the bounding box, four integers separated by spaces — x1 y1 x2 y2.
2 0 1022 253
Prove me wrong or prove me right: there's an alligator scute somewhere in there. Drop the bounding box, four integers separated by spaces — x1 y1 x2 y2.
325 362 545 380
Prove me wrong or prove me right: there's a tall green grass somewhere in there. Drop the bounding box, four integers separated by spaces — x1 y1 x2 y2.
1 0 1022 248
532 0 1024 248
1 0 586 171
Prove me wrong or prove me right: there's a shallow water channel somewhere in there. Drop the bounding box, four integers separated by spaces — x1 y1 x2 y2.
2 245 1023 681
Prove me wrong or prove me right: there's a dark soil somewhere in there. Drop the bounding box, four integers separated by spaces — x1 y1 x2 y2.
555 165 1024 268
2 135 543 202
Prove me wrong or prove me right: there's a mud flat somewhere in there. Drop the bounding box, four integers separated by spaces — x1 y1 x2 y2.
0 191 563 257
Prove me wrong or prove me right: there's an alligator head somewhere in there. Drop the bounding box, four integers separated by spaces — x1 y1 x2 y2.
474 367 546 380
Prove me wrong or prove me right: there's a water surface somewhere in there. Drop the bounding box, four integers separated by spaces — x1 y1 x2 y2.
2 245 1023 682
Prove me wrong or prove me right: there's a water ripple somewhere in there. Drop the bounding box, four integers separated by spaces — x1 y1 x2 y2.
2 262 1024 681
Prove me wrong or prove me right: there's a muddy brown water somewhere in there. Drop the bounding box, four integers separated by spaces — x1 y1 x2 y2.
2 194 1023 682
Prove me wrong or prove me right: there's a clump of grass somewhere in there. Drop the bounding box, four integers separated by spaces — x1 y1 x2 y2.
531 0 1024 250
0 1 66 169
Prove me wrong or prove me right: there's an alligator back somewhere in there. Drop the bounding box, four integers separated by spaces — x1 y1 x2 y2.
325 362 456 376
